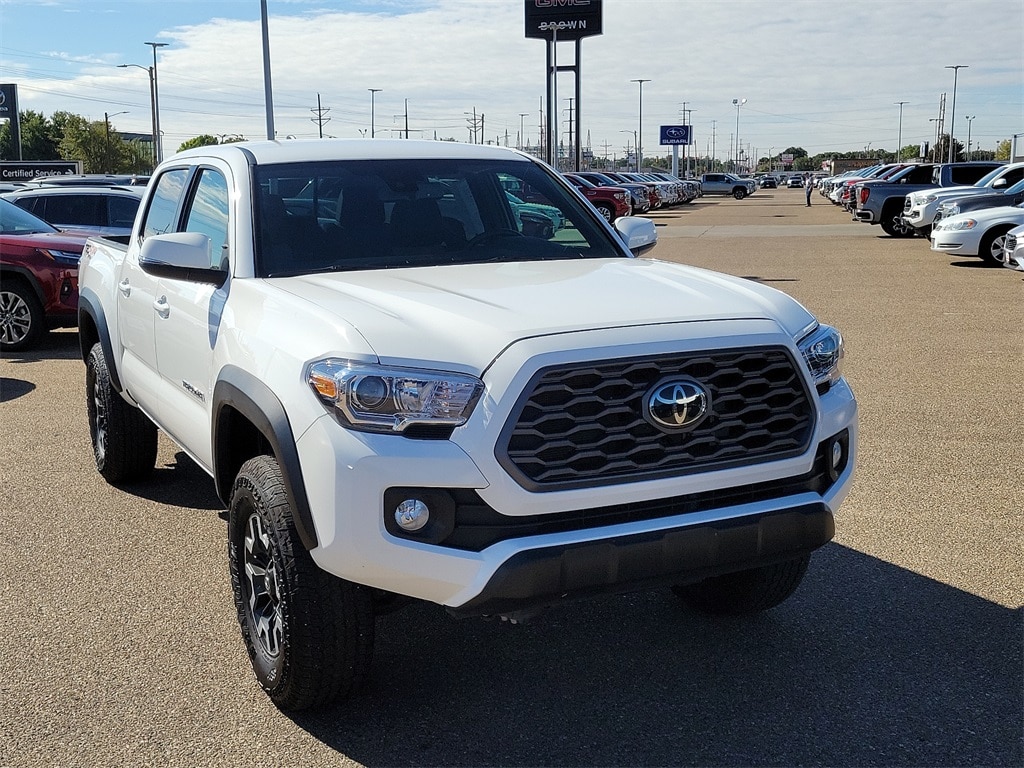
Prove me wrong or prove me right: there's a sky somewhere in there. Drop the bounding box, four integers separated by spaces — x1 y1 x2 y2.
0 0 1022 165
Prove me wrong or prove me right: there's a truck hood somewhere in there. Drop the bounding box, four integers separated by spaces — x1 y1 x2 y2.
268 258 814 373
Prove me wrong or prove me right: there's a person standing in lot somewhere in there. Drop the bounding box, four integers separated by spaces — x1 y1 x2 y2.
804 173 813 206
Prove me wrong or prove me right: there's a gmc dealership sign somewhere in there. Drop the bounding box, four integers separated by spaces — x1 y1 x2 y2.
524 0 602 40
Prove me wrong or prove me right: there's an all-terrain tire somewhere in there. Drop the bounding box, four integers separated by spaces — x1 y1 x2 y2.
879 202 915 238
732 188 747 200
228 455 375 711
673 554 811 615
85 343 158 483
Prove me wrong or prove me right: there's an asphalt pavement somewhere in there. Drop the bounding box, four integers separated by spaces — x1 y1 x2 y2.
1 186 1021 767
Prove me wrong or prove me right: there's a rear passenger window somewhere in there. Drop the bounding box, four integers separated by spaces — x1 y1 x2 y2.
43 195 104 226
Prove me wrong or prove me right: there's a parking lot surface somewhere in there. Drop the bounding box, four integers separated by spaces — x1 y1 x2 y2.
1 187 1021 767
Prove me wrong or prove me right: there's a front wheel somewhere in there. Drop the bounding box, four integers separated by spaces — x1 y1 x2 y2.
979 227 1012 265
879 204 915 237
228 455 375 711
733 188 747 200
595 203 614 221
86 343 158 483
673 555 811 615
0 278 45 351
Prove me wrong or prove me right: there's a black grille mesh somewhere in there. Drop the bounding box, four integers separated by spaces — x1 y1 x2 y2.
498 347 814 490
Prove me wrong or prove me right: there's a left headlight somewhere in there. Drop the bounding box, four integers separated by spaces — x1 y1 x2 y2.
307 359 483 434
798 324 844 388
936 218 977 232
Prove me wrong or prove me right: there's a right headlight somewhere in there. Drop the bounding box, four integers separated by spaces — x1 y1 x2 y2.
798 324 844 387
307 359 483 434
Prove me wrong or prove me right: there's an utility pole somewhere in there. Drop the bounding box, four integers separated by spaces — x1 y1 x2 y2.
564 97 574 160
310 93 331 138
518 112 529 151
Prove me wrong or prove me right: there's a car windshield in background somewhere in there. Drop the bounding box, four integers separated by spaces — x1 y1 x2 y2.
0 198 59 235
254 158 622 277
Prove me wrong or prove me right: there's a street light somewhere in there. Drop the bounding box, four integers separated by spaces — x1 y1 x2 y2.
118 63 157 167
368 88 382 138
144 42 168 162
732 98 746 173
965 115 976 160
895 101 908 163
945 64 968 163
630 79 650 173
519 112 529 151
104 111 129 173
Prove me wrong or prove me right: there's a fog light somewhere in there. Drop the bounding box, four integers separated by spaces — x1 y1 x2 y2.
831 441 843 471
395 499 429 532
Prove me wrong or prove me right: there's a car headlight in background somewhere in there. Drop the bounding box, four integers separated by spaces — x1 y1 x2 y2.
798 324 844 388
308 359 483 434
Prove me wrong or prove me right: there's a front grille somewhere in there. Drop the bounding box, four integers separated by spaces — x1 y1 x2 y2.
497 347 815 491
1006 233 1018 253
904 197 913 212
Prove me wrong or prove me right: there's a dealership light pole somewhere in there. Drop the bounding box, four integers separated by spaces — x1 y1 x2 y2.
118 63 157 167
519 112 529 151
368 88 382 138
143 42 167 162
732 98 746 173
631 79 650 172
965 115 976 160
258 1 275 141
945 64 968 163
895 101 908 162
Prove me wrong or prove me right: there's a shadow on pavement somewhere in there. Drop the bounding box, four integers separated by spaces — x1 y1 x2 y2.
0 376 36 402
0 328 80 363
116 450 223 511
290 544 1021 767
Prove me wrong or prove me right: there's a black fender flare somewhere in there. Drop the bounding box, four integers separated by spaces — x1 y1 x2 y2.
77 287 123 393
213 366 319 550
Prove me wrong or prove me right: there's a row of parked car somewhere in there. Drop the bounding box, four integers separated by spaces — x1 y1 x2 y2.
815 160 1024 271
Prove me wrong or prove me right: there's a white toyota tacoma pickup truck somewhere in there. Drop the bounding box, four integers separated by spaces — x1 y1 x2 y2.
78 139 857 710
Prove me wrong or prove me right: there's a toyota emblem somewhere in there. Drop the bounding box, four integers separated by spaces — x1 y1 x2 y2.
645 379 710 432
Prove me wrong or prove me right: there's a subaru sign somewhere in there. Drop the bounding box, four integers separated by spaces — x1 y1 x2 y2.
660 125 692 146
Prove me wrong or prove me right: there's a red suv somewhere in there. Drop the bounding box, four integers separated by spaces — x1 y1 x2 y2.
562 173 631 221
0 199 89 351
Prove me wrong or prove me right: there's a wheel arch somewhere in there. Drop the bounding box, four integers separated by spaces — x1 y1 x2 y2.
213 366 319 550
77 287 121 391
0 266 45 305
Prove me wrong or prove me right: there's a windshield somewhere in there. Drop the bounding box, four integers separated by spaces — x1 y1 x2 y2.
973 166 1007 187
254 158 622 277
0 198 58 235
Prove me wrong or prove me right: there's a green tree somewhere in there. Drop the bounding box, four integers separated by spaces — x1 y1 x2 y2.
995 139 1011 161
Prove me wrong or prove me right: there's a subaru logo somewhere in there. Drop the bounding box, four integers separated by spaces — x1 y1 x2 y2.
665 127 687 139
645 379 710 432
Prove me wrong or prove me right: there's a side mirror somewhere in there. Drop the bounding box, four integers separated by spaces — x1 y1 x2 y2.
992 178 1007 189
614 216 657 256
140 231 228 285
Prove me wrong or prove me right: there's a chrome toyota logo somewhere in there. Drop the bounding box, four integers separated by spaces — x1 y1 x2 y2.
645 379 710 432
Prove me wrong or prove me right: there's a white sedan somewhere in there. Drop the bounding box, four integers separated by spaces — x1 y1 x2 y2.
1001 224 1024 271
929 203 1024 264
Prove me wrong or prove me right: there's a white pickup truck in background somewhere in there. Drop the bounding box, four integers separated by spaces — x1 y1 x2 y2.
78 139 857 710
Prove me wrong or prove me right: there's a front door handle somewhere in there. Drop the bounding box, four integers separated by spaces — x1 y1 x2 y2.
153 295 170 319
118 279 131 298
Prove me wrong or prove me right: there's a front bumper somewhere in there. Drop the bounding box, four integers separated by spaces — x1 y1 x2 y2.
299 324 858 613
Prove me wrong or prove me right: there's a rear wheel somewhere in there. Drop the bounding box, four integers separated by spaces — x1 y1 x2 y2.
673 555 811 615
229 455 375 711
0 278 45 351
86 343 158 483
979 227 1012 264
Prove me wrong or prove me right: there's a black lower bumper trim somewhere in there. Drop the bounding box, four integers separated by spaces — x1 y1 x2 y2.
447 503 834 619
